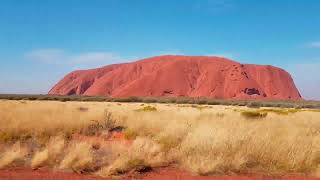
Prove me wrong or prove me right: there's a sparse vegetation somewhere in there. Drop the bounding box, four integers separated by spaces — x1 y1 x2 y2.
246 101 262 108
123 128 138 140
241 110 268 119
190 104 209 110
82 110 116 136
0 100 319 177
259 108 299 115
1 94 320 109
135 105 157 112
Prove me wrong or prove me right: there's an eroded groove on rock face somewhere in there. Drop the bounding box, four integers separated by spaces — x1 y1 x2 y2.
48 55 302 100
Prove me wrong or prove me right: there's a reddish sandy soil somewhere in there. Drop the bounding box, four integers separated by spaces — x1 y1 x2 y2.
0 167 318 180
0 168 105 180
136 167 320 180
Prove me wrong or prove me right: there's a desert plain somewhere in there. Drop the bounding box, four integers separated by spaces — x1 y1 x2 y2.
0 99 319 179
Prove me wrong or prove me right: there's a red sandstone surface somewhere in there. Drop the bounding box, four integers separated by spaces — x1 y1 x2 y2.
49 55 302 100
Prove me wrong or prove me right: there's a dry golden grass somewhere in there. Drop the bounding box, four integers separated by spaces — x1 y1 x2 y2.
31 135 66 169
135 105 157 112
0 100 106 142
59 141 94 172
0 142 28 169
240 110 268 119
0 100 320 177
98 137 166 176
31 149 49 169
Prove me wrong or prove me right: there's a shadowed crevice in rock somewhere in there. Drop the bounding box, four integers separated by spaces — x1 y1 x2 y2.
244 88 260 96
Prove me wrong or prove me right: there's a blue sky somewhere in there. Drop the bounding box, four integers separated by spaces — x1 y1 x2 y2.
0 0 319 99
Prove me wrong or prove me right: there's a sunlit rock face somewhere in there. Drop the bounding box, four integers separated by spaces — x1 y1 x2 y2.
49 55 302 100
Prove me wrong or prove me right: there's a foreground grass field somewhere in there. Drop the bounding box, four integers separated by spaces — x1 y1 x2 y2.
0 100 319 178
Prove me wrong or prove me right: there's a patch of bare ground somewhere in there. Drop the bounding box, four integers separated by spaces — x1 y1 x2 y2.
0 167 318 180
0 167 106 180
137 167 320 180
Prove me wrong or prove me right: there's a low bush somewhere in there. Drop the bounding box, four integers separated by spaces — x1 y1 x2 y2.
176 98 193 104
260 108 299 115
196 99 208 105
241 111 268 119
135 106 157 112
118 96 142 102
1 94 320 110
207 100 221 105
142 98 158 103
82 111 116 136
246 101 262 108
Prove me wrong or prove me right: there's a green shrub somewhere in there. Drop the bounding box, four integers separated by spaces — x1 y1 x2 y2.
174 97 193 104
1 95 320 110
260 108 299 115
196 99 208 105
116 97 139 102
207 100 221 105
142 98 157 103
128 96 142 102
241 111 268 119
135 106 157 112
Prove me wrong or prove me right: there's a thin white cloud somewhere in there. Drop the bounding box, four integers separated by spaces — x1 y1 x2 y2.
307 41 320 48
206 53 235 59
25 49 124 68
25 49 66 64
70 52 121 64
286 62 320 100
